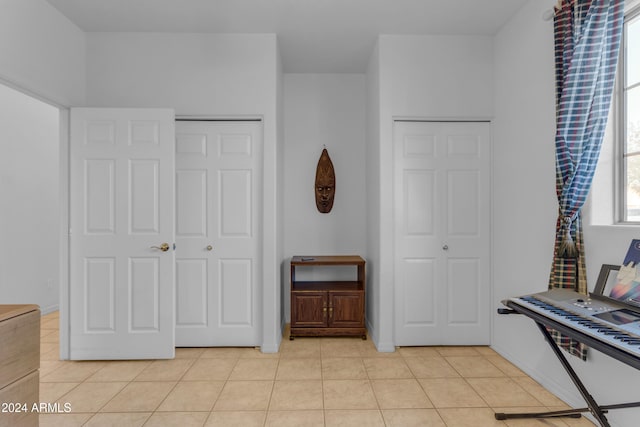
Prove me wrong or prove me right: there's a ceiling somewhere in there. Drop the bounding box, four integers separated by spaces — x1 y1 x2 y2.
45 0 530 73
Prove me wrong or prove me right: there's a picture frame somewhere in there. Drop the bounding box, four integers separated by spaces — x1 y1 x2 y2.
592 264 621 296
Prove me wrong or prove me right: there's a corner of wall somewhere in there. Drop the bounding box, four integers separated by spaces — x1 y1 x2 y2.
0 0 86 107
365 36 383 349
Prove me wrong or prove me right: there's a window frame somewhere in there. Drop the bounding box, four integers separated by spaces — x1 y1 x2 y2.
618 4 640 223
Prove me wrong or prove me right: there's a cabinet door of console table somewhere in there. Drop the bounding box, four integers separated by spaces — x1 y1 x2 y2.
291 291 327 327
329 291 364 328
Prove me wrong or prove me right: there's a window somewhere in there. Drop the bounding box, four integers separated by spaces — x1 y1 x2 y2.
621 6 640 221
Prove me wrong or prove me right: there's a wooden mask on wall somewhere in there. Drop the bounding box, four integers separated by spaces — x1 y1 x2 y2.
315 148 335 213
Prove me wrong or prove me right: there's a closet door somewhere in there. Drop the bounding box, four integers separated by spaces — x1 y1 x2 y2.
175 121 262 346
394 121 491 345
69 108 175 359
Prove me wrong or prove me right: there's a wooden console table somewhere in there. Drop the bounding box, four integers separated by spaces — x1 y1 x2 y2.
290 255 366 339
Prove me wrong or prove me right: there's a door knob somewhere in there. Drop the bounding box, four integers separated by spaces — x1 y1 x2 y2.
206 245 213 251
442 245 449 251
150 243 170 252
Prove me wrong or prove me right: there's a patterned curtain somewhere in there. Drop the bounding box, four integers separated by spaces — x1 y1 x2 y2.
549 0 624 360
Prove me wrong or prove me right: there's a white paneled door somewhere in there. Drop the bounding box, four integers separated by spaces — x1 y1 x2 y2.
69 108 176 359
394 121 491 346
175 121 261 347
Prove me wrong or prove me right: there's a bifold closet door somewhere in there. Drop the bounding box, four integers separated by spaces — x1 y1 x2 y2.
394 121 491 346
175 121 262 347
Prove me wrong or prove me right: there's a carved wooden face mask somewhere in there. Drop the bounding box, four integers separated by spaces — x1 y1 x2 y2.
315 148 335 213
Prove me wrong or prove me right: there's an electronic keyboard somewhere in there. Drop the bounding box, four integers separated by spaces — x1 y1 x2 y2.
498 288 640 426
506 288 640 368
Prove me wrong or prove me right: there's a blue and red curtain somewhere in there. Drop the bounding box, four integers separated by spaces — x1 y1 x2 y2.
549 0 624 359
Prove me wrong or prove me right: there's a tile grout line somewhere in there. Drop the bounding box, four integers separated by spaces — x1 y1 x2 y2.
37 313 592 427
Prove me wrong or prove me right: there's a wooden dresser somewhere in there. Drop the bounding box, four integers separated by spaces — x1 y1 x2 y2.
0 305 40 427
290 255 366 339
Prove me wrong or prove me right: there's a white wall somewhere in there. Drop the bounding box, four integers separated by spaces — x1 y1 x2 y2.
378 35 494 119
0 0 85 106
366 34 494 351
85 33 275 115
0 83 60 313
493 1 640 426
283 73 367 321
492 0 559 382
84 32 283 351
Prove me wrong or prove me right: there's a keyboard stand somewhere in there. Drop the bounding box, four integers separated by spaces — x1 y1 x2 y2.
496 306 640 427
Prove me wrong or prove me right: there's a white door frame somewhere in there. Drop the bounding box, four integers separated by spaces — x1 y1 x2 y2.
0 78 73 359
60 108 71 359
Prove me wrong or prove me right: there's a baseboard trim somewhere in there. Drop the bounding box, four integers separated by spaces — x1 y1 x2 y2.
40 304 59 316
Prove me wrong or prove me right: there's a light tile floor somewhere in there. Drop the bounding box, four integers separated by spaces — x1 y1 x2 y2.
37 311 595 426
